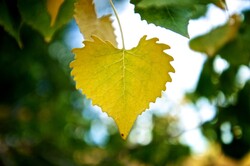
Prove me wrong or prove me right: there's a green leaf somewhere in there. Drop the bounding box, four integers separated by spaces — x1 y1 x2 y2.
195 58 219 99
218 67 238 97
0 0 22 47
135 0 226 9
191 5 208 19
136 0 205 7
131 0 213 37
189 15 241 56
18 0 75 42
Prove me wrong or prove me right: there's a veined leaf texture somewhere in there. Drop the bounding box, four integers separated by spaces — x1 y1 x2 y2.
70 36 174 139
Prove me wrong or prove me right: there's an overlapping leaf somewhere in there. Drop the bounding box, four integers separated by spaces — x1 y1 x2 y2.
46 0 65 27
70 36 174 139
74 0 117 46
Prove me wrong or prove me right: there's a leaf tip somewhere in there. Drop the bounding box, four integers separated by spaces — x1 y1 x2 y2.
44 36 52 43
121 133 126 139
141 35 147 40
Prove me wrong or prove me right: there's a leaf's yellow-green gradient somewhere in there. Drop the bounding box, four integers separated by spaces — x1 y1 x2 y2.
74 0 117 46
46 0 65 27
70 36 174 139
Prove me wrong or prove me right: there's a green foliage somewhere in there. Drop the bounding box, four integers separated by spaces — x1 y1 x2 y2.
189 15 241 56
218 11 250 66
130 0 218 37
0 0 75 45
0 24 87 165
192 10 250 99
193 58 219 99
18 0 76 42
191 10 250 159
202 81 250 159
0 0 22 47
129 117 190 165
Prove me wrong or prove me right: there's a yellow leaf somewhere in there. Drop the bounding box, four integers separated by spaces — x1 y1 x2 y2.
46 0 65 27
74 0 117 46
70 35 174 139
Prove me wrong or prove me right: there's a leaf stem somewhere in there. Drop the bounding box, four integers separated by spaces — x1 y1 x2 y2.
109 0 125 50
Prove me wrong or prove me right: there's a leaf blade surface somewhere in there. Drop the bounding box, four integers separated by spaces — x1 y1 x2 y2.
70 36 174 139
74 0 117 46
131 0 225 37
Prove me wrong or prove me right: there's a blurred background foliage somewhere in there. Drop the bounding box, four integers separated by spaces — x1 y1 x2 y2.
0 0 250 165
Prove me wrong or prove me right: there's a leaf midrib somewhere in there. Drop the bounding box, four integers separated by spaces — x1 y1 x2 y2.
122 50 126 103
